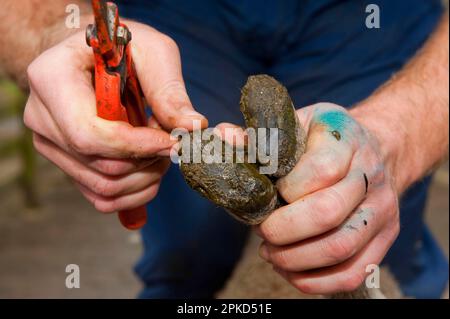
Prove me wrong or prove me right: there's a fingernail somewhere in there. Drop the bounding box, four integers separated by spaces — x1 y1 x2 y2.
259 244 270 261
180 108 204 118
176 115 209 130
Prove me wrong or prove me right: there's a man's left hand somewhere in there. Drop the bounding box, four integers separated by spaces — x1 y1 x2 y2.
256 102 400 295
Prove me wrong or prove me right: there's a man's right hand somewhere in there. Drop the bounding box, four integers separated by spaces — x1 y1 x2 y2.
24 21 207 213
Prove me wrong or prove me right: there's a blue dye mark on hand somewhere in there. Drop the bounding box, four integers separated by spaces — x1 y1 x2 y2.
315 110 353 132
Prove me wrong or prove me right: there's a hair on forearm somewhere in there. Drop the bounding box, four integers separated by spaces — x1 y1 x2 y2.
0 0 91 89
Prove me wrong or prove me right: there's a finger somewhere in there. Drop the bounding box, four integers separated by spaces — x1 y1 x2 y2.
259 169 368 245
148 115 163 130
85 156 159 176
278 225 399 295
75 181 161 214
129 24 208 130
277 108 360 203
27 32 176 159
24 93 158 176
259 187 395 272
82 158 169 198
34 133 170 197
27 112 160 176
214 123 248 148
24 91 67 151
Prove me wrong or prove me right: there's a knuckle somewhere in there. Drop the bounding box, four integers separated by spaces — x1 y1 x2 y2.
379 186 399 216
92 178 120 197
390 220 400 239
386 188 399 209
392 219 400 237
377 170 386 186
322 234 356 264
260 220 282 244
26 62 40 86
158 33 179 52
310 191 346 229
372 165 386 185
311 151 343 183
270 249 292 270
95 160 129 176
325 188 346 213
387 202 399 221
66 131 92 155
385 208 400 239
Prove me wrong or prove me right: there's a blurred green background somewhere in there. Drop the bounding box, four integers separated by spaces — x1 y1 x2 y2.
0 76 36 208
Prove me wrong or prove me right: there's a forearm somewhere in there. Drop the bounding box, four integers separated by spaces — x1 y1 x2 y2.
0 0 91 88
351 13 449 194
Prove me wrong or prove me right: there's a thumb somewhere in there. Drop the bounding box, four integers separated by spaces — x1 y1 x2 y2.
130 23 208 131
277 103 356 202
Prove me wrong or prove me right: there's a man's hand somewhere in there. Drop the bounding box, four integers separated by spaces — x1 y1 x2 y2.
24 21 207 213
256 12 448 295
255 103 399 294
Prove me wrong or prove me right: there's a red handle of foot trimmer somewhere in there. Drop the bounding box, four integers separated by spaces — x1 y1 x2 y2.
91 32 148 230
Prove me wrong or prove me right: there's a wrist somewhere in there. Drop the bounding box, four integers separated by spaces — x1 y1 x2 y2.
0 1 93 89
12 15 92 90
350 95 415 195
